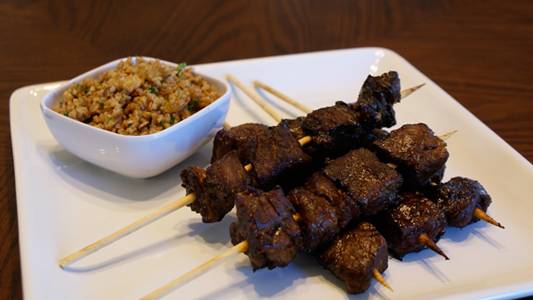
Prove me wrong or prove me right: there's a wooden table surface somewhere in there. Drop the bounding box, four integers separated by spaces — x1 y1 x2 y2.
1 1 532 298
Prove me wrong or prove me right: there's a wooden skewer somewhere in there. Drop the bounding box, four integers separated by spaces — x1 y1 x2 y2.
253 80 312 113
226 74 283 123
400 83 426 99
474 208 505 229
141 241 249 300
59 80 424 268
58 194 196 269
373 268 393 292
439 130 458 141
418 233 449 260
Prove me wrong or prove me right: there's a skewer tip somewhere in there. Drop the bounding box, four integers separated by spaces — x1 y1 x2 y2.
439 130 458 141
372 268 393 292
400 83 426 99
474 208 505 229
419 233 450 260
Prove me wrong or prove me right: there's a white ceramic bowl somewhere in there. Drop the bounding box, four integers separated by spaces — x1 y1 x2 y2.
41 57 230 178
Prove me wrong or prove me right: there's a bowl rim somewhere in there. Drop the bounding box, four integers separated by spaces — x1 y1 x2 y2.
40 56 230 141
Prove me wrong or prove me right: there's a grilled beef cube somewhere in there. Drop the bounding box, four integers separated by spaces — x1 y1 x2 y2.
181 151 250 223
352 71 401 129
248 123 312 189
373 123 449 189
435 177 492 227
318 222 388 294
375 193 446 259
324 149 402 216
211 123 269 163
288 188 339 252
280 117 306 141
230 188 302 270
304 173 360 228
212 122 311 190
302 101 365 158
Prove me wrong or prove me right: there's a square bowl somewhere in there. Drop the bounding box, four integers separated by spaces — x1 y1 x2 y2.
40 57 230 178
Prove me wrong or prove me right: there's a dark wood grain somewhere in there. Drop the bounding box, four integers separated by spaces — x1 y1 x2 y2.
1 1 532 298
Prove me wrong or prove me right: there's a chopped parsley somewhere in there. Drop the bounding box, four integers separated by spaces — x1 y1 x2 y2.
63 112 69 117
147 86 158 94
176 62 187 76
170 115 176 124
187 99 199 111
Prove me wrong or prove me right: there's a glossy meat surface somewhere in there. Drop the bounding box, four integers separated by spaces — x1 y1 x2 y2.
302 101 365 158
288 187 339 252
181 151 250 222
324 148 403 215
352 71 401 129
318 222 388 294
373 123 449 189
230 188 302 270
376 193 446 258
435 177 492 227
304 172 360 228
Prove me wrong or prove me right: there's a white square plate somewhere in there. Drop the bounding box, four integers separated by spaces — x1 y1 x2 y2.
10 48 533 300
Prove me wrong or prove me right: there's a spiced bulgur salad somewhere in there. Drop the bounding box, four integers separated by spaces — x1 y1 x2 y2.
54 58 221 135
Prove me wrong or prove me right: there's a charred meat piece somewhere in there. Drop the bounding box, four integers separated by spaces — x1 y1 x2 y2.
304 173 360 228
211 123 270 163
302 101 365 158
280 117 306 141
375 193 446 259
435 177 492 227
230 188 302 270
318 222 388 294
324 148 402 216
248 123 312 189
288 188 339 252
181 151 251 223
373 123 449 189
352 71 401 129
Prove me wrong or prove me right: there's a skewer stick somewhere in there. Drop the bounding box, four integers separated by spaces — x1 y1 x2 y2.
253 80 312 113
474 208 505 229
58 194 196 268
400 83 426 99
141 241 249 300
418 233 449 260
373 268 393 292
439 130 458 141
252 81 425 116
226 75 282 123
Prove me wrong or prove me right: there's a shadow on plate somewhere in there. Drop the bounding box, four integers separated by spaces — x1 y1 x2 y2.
37 141 213 204
254 88 303 117
195 253 389 300
442 221 503 250
230 85 276 125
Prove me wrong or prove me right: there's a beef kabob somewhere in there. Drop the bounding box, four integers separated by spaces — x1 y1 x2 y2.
142 141 452 298
58 71 423 268
143 122 505 298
